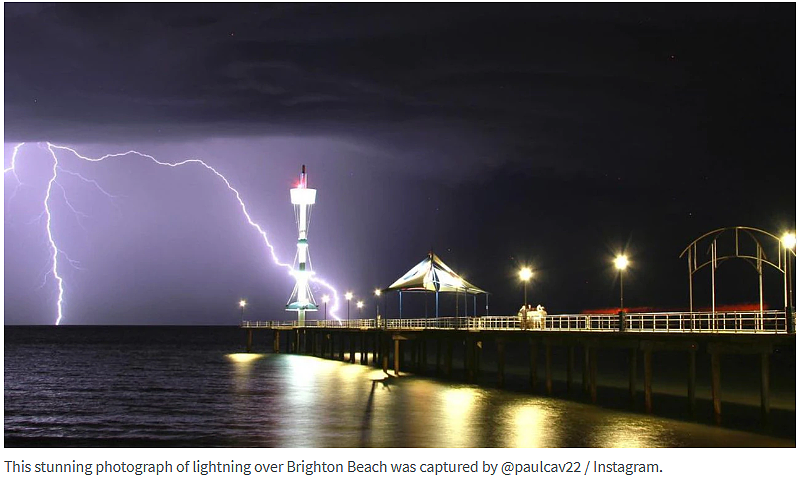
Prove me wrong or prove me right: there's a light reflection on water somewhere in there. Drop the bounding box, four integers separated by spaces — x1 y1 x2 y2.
216 354 791 448
5 332 793 447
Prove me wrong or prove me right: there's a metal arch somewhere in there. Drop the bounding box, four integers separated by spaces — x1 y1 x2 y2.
691 255 782 274
678 226 789 259
679 227 793 331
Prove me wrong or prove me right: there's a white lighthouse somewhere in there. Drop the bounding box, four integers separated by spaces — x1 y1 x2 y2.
286 165 318 326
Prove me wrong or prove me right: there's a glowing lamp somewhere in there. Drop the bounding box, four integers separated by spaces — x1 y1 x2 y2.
783 232 796 250
614 255 629 271
519 268 532 281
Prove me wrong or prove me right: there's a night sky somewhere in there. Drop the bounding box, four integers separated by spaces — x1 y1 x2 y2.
3 3 795 325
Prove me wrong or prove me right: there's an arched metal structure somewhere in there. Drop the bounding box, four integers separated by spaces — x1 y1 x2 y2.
679 226 795 330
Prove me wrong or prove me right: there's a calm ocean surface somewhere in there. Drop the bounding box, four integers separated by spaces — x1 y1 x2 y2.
4 326 794 447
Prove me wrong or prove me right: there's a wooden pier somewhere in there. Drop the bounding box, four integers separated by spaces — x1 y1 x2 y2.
242 311 793 426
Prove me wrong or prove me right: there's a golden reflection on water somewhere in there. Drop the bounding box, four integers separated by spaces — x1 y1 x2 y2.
437 386 485 447
505 401 561 448
221 354 792 448
592 416 665 448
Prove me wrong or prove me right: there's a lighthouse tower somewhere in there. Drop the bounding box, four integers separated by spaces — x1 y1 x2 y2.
286 165 318 326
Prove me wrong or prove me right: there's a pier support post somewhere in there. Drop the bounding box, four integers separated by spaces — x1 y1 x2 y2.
710 351 722 425
381 336 389 374
349 333 356 363
273 330 280 353
361 332 367 365
497 340 506 388
761 351 770 425
688 349 696 416
475 340 482 382
420 339 427 373
582 346 590 395
246 329 253 353
629 348 637 406
436 339 442 374
529 340 538 391
411 340 417 371
445 339 453 378
567 346 574 394
589 347 598 403
393 338 401 376
643 349 652 413
545 341 552 395
466 339 474 383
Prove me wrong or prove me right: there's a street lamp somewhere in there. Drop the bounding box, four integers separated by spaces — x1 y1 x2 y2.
374 289 381 322
519 267 532 308
345 292 353 321
239 299 247 325
519 268 532 326
614 255 629 311
321 295 330 322
357 300 364 320
783 232 796 332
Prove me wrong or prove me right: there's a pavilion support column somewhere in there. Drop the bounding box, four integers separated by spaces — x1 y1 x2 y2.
393 338 401 376
545 341 553 395
567 346 574 394
497 339 506 388
643 349 653 413
629 348 638 407
761 351 770 425
529 339 538 392
711 351 722 425
246 329 253 353
589 347 598 404
688 349 696 416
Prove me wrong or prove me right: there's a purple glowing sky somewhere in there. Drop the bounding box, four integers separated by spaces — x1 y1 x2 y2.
4 4 794 324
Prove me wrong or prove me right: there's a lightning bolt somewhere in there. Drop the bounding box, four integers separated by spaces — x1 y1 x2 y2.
6 142 342 324
4 142 26 204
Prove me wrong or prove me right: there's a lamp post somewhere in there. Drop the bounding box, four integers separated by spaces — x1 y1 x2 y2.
239 299 247 325
345 292 353 322
374 289 381 323
614 255 629 310
783 232 796 332
519 268 532 327
321 295 330 323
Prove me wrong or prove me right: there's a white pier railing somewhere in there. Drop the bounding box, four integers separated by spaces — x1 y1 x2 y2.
242 310 789 334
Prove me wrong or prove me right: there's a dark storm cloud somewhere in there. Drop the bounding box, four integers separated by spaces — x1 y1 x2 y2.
7 3 792 178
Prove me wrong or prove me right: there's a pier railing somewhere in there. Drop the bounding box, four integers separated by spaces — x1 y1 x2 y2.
242 309 789 334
